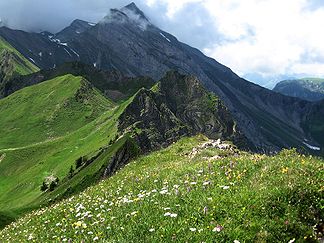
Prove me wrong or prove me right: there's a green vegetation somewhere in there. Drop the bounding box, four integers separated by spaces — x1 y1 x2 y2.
0 74 123 226
0 37 39 80
0 74 113 148
0 136 322 242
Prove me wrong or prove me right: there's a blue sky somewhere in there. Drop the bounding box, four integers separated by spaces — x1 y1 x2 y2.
0 0 323 87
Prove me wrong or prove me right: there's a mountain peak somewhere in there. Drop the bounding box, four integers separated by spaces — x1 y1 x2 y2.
121 2 149 22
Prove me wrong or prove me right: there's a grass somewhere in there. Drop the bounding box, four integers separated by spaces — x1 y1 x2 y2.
0 74 123 225
0 37 39 78
1 135 322 242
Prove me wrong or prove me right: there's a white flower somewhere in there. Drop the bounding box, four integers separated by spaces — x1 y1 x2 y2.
190 182 197 185
130 211 137 216
164 212 171 216
234 240 240 243
93 236 99 241
149 228 155 232
170 213 177 218
222 186 230 190
190 228 197 232
288 239 295 243
88 231 93 235
203 181 210 186
164 207 171 211
160 189 168 194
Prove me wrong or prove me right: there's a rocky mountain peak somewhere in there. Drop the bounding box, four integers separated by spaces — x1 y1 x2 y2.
102 2 151 30
121 2 149 22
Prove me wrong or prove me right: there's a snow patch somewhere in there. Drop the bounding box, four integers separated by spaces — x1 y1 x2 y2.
88 22 96 26
28 57 36 64
64 48 72 57
303 141 321 151
93 63 97 68
160 33 171 43
69 48 80 58
38 52 42 57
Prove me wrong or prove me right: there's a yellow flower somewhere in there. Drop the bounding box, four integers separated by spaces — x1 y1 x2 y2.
281 167 289 174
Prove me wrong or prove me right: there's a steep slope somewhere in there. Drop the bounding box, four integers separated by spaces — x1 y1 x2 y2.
0 3 319 152
0 74 113 149
55 19 95 42
119 71 250 153
1 62 154 101
0 37 39 95
0 74 118 226
1 136 322 242
273 78 324 101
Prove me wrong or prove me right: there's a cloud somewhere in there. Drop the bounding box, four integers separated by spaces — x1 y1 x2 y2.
0 0 323 86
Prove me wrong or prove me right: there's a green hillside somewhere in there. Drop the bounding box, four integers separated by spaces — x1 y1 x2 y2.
1 136 322 242
0 74 113 148
0 37 39 80
0 75 121 227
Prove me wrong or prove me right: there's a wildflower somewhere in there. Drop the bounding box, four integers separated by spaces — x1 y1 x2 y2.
164 207 171 211
222 186 230 190
160 189 168 194
190 228 197 232
164 212 171 216
93 236 99 241
288 239 295 243
28 234 33 240
213 225 224 232
88 231 93 235
234 241 240 243
74 221 82 228
203 206 208 215
170 213 177 218
203 181 210 186
130 211 138 216
281 167 289 174
149 228 155 232
190 182 197 185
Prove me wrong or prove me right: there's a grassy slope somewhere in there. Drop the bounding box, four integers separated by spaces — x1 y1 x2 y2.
0 37 39 78
0 135 322 242
0 74 114 148
0 75 121 224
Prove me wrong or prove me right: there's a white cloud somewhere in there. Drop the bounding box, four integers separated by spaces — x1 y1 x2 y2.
144 0 324 85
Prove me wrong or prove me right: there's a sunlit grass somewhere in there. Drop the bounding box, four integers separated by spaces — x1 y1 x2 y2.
1 136 322 242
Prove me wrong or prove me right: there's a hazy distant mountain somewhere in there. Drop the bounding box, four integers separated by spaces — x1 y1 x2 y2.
273 78 324 101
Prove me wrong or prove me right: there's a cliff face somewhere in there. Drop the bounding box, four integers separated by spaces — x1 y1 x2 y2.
118 71 250 152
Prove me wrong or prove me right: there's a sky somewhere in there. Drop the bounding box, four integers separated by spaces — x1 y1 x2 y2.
0 0 323 88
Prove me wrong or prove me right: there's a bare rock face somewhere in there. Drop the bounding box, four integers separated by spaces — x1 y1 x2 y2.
118 71 251 152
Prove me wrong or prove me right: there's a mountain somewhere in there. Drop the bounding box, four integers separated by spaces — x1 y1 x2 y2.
0 37 38 95
0 61 155 101
0 3 321 152
273 78 324 101
0 71 247 228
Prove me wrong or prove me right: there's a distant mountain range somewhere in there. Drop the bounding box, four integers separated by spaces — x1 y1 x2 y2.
273 78 324 102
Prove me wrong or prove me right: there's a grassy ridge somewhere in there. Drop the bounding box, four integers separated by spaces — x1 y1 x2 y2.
0 75 121 225
1 136 322 242
0 74 113 148
0 37 39 78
